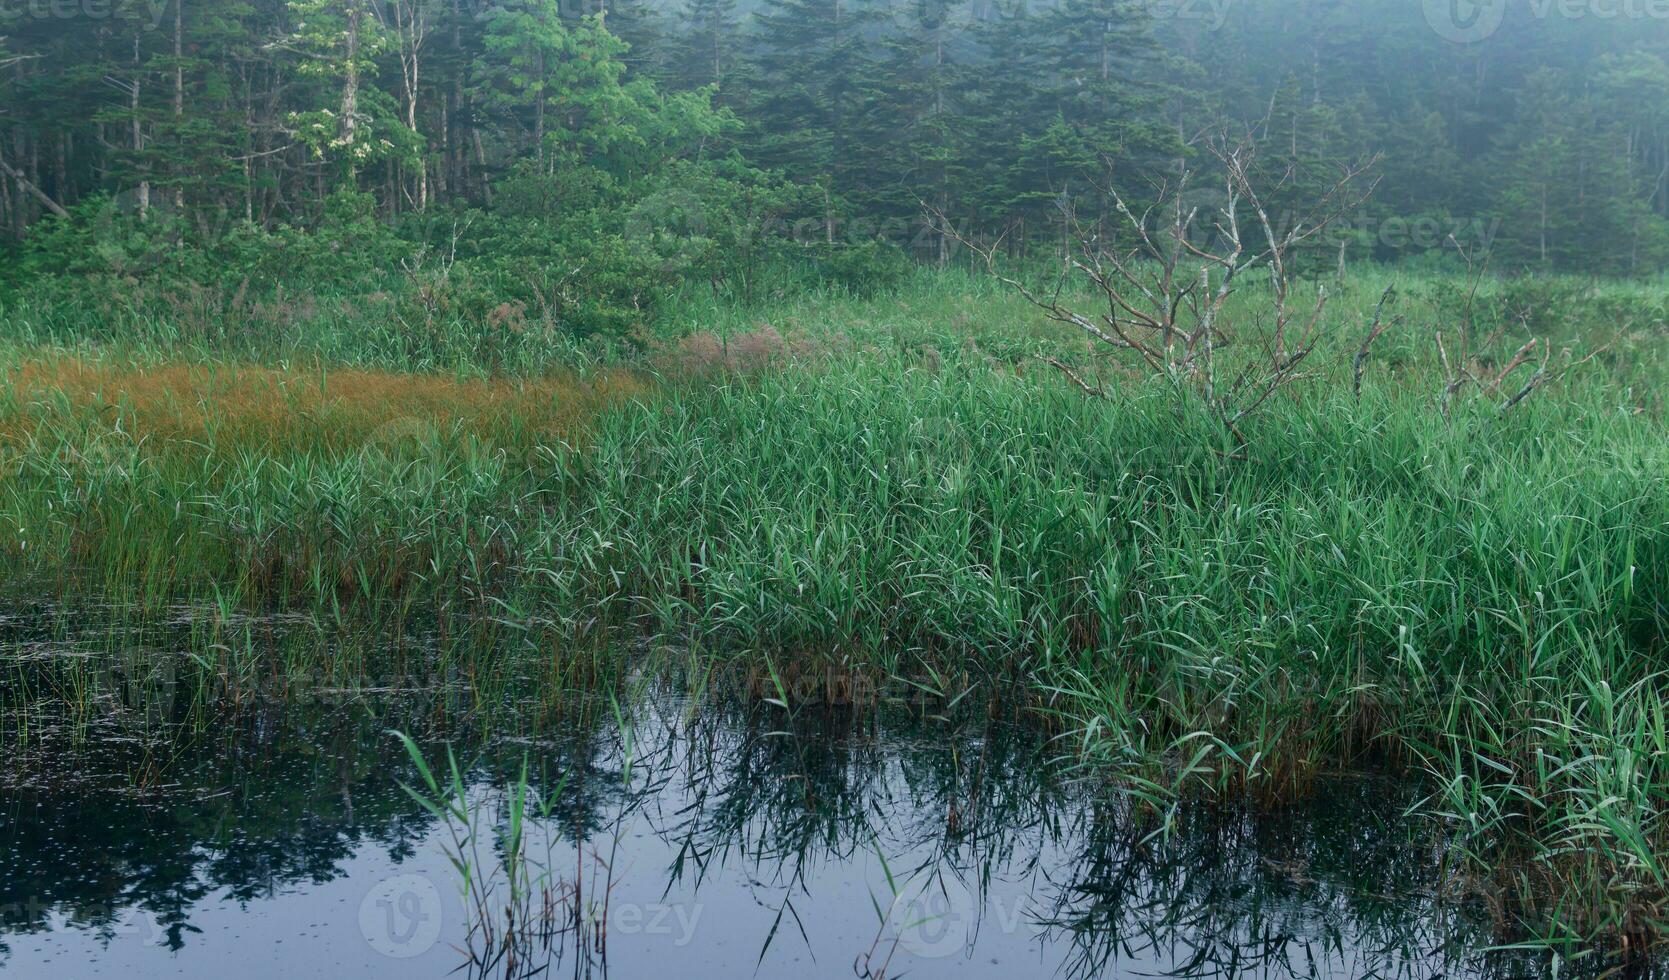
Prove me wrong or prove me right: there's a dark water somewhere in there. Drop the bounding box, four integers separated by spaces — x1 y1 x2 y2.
0 606 1568 979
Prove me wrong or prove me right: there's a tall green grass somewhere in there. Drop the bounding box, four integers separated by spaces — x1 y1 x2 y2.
5 260 1662 378
1 267 1666 956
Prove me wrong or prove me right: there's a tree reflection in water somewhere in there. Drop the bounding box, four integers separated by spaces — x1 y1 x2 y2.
0 611 1623 979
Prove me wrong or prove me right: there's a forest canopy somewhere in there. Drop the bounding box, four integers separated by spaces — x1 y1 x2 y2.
1 0 1666 322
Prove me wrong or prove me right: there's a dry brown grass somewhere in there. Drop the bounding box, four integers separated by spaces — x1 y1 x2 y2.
647 323 856 376
0 356 648 456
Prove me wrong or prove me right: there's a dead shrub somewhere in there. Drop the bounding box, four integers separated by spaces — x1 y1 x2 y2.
648 324 850 377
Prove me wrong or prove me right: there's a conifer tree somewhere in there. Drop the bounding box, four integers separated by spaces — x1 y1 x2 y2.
670 0 742 103
746 0 880 239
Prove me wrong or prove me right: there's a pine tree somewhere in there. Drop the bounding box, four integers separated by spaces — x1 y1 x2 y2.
746 0 880 240
954 0 1050 245
598 0 668 81
855 0 981 257
1492 69 1634 271
1033 0 1177 194
669 0 741 103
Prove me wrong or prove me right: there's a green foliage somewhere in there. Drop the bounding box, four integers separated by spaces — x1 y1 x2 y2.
1 8 812 344
1418 273 1669 339
6 0 1669 329
3 0 1669 959
0 265 1667 958
804 238 913 294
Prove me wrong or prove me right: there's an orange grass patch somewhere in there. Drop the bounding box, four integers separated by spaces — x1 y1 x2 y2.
0 357 648 456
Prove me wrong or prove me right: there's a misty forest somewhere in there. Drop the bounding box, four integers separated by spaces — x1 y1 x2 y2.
2 2 1669 979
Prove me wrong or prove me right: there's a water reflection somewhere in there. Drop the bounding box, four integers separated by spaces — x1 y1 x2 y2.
0 608 1606 978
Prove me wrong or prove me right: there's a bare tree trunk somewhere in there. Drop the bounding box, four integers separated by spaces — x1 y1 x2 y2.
1538 182 1548 265
712 14 722 91
340 1 361 177
438 98 448 199
450 0 463 199
473 129 491 207
174 0 185 210
533 48 545 162
382 0 429 210
54 133 68 205
0 153 70 219
0 135 15 238
133 30 149 218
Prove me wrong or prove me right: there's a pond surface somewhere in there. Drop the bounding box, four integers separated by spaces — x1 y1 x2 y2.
0 605 1567 978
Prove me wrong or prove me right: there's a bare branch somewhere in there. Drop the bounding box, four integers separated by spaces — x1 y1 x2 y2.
926 126 1381 437
1353 285 1400 400
1044 357 1105 398
1497 340 1552 413
0 152 70 219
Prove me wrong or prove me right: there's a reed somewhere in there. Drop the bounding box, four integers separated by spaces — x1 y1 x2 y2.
1 267 1666 958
